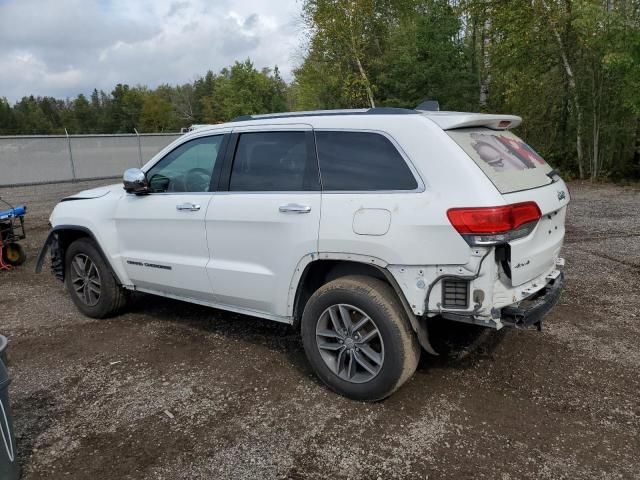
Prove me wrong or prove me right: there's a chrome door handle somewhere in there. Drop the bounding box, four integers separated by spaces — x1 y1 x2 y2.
176 203 201 211
279 203 311 214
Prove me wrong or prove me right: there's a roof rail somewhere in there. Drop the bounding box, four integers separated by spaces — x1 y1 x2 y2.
230 107 419 122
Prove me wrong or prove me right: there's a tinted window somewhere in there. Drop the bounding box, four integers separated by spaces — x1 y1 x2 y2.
146 135 222 193
315 131 418 191
229 131 318 191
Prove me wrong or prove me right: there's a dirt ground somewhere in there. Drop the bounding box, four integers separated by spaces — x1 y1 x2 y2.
1 180 638 479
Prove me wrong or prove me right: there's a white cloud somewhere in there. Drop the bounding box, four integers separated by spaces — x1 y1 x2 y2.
0 0 303 103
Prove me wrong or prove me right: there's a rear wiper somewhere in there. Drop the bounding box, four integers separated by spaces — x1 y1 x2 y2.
546 169 561 182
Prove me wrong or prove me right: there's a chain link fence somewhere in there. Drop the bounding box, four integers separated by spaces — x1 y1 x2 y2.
0 133 182 187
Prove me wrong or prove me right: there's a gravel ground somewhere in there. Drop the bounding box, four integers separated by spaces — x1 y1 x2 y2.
0 180 639 479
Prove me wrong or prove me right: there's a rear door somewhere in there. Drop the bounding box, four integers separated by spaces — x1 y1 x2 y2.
447 128 569 285
205 125 321 318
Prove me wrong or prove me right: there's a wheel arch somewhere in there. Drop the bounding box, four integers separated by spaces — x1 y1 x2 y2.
289 254 437 355
35 225 124 285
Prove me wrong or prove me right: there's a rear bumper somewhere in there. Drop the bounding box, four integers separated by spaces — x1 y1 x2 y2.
500 271 564 329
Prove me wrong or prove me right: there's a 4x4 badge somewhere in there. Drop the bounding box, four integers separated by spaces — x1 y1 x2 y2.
557 190 566 201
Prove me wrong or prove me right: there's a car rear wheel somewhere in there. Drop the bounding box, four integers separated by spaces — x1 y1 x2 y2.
301 275 420 401
64 238 128 318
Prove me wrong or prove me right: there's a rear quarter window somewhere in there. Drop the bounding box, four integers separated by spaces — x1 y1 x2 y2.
447 128 553 193
315 131 418 191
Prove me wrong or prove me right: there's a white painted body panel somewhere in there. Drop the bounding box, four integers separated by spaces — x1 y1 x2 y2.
49 185 131 285
205 192 321 317
47 109 567 327
502 179 569 285
114 193 215 300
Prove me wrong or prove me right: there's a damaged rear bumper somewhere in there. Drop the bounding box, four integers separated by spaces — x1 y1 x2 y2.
499 271 564 330
439 269 565 330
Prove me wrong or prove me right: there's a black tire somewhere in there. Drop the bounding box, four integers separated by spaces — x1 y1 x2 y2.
64 238 128 318
301 275 420 401
2 242 26 266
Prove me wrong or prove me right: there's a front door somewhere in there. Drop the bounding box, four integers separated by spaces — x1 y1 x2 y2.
115 132 226 301
205 126 321 318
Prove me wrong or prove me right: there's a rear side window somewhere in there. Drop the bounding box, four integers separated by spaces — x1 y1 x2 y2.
315 131 418 191
229 131 318 191
447 128 553 193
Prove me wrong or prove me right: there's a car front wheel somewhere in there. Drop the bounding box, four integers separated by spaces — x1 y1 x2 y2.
301 275 420 401
64 238 128 318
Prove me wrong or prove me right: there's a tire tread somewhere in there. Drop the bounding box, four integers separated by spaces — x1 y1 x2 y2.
302 274 420 401
64 238 128 319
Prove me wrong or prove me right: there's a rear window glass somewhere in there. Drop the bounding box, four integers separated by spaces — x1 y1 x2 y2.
315 131 418 191
447 128 553 193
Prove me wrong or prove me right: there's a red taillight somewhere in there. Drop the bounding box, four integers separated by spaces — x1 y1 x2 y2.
447 202 541 235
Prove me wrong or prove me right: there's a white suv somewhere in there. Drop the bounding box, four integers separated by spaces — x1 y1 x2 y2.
37 108 568 400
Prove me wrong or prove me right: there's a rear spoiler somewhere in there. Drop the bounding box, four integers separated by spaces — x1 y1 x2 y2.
421 113 522 131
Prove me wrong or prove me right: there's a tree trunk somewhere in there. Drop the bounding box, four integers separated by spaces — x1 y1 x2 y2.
538 0 585 179
635 118 640 167
479 17 491 107
354 54 376 108
592 109 600 180
561 43 585 179
349 25 375 109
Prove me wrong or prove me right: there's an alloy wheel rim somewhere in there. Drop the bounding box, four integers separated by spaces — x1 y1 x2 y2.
315 304 384 384
70 254 101 306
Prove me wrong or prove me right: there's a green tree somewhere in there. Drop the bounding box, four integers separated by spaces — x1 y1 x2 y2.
201 60 288 122
0 97 16 134
483 0 640 179
378 0 478 110
295 0 405 108
12 96 56 134
107 84 147 132
140 88 175 132
71 94 94 133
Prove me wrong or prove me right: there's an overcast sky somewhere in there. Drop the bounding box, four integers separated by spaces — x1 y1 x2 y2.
0 0 304 103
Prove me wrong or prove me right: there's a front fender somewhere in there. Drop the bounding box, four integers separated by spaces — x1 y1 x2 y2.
35 225 125 285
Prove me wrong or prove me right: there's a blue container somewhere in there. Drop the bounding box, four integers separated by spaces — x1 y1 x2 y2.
0 336 19 479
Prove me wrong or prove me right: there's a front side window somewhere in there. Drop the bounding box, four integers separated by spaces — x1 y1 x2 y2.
315 131 418 191
146 135 222 193
229 131 318 191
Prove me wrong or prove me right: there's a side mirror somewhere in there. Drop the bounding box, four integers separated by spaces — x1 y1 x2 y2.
123 168 149 194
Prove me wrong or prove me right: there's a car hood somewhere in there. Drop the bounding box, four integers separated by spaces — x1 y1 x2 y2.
61 184 120 201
